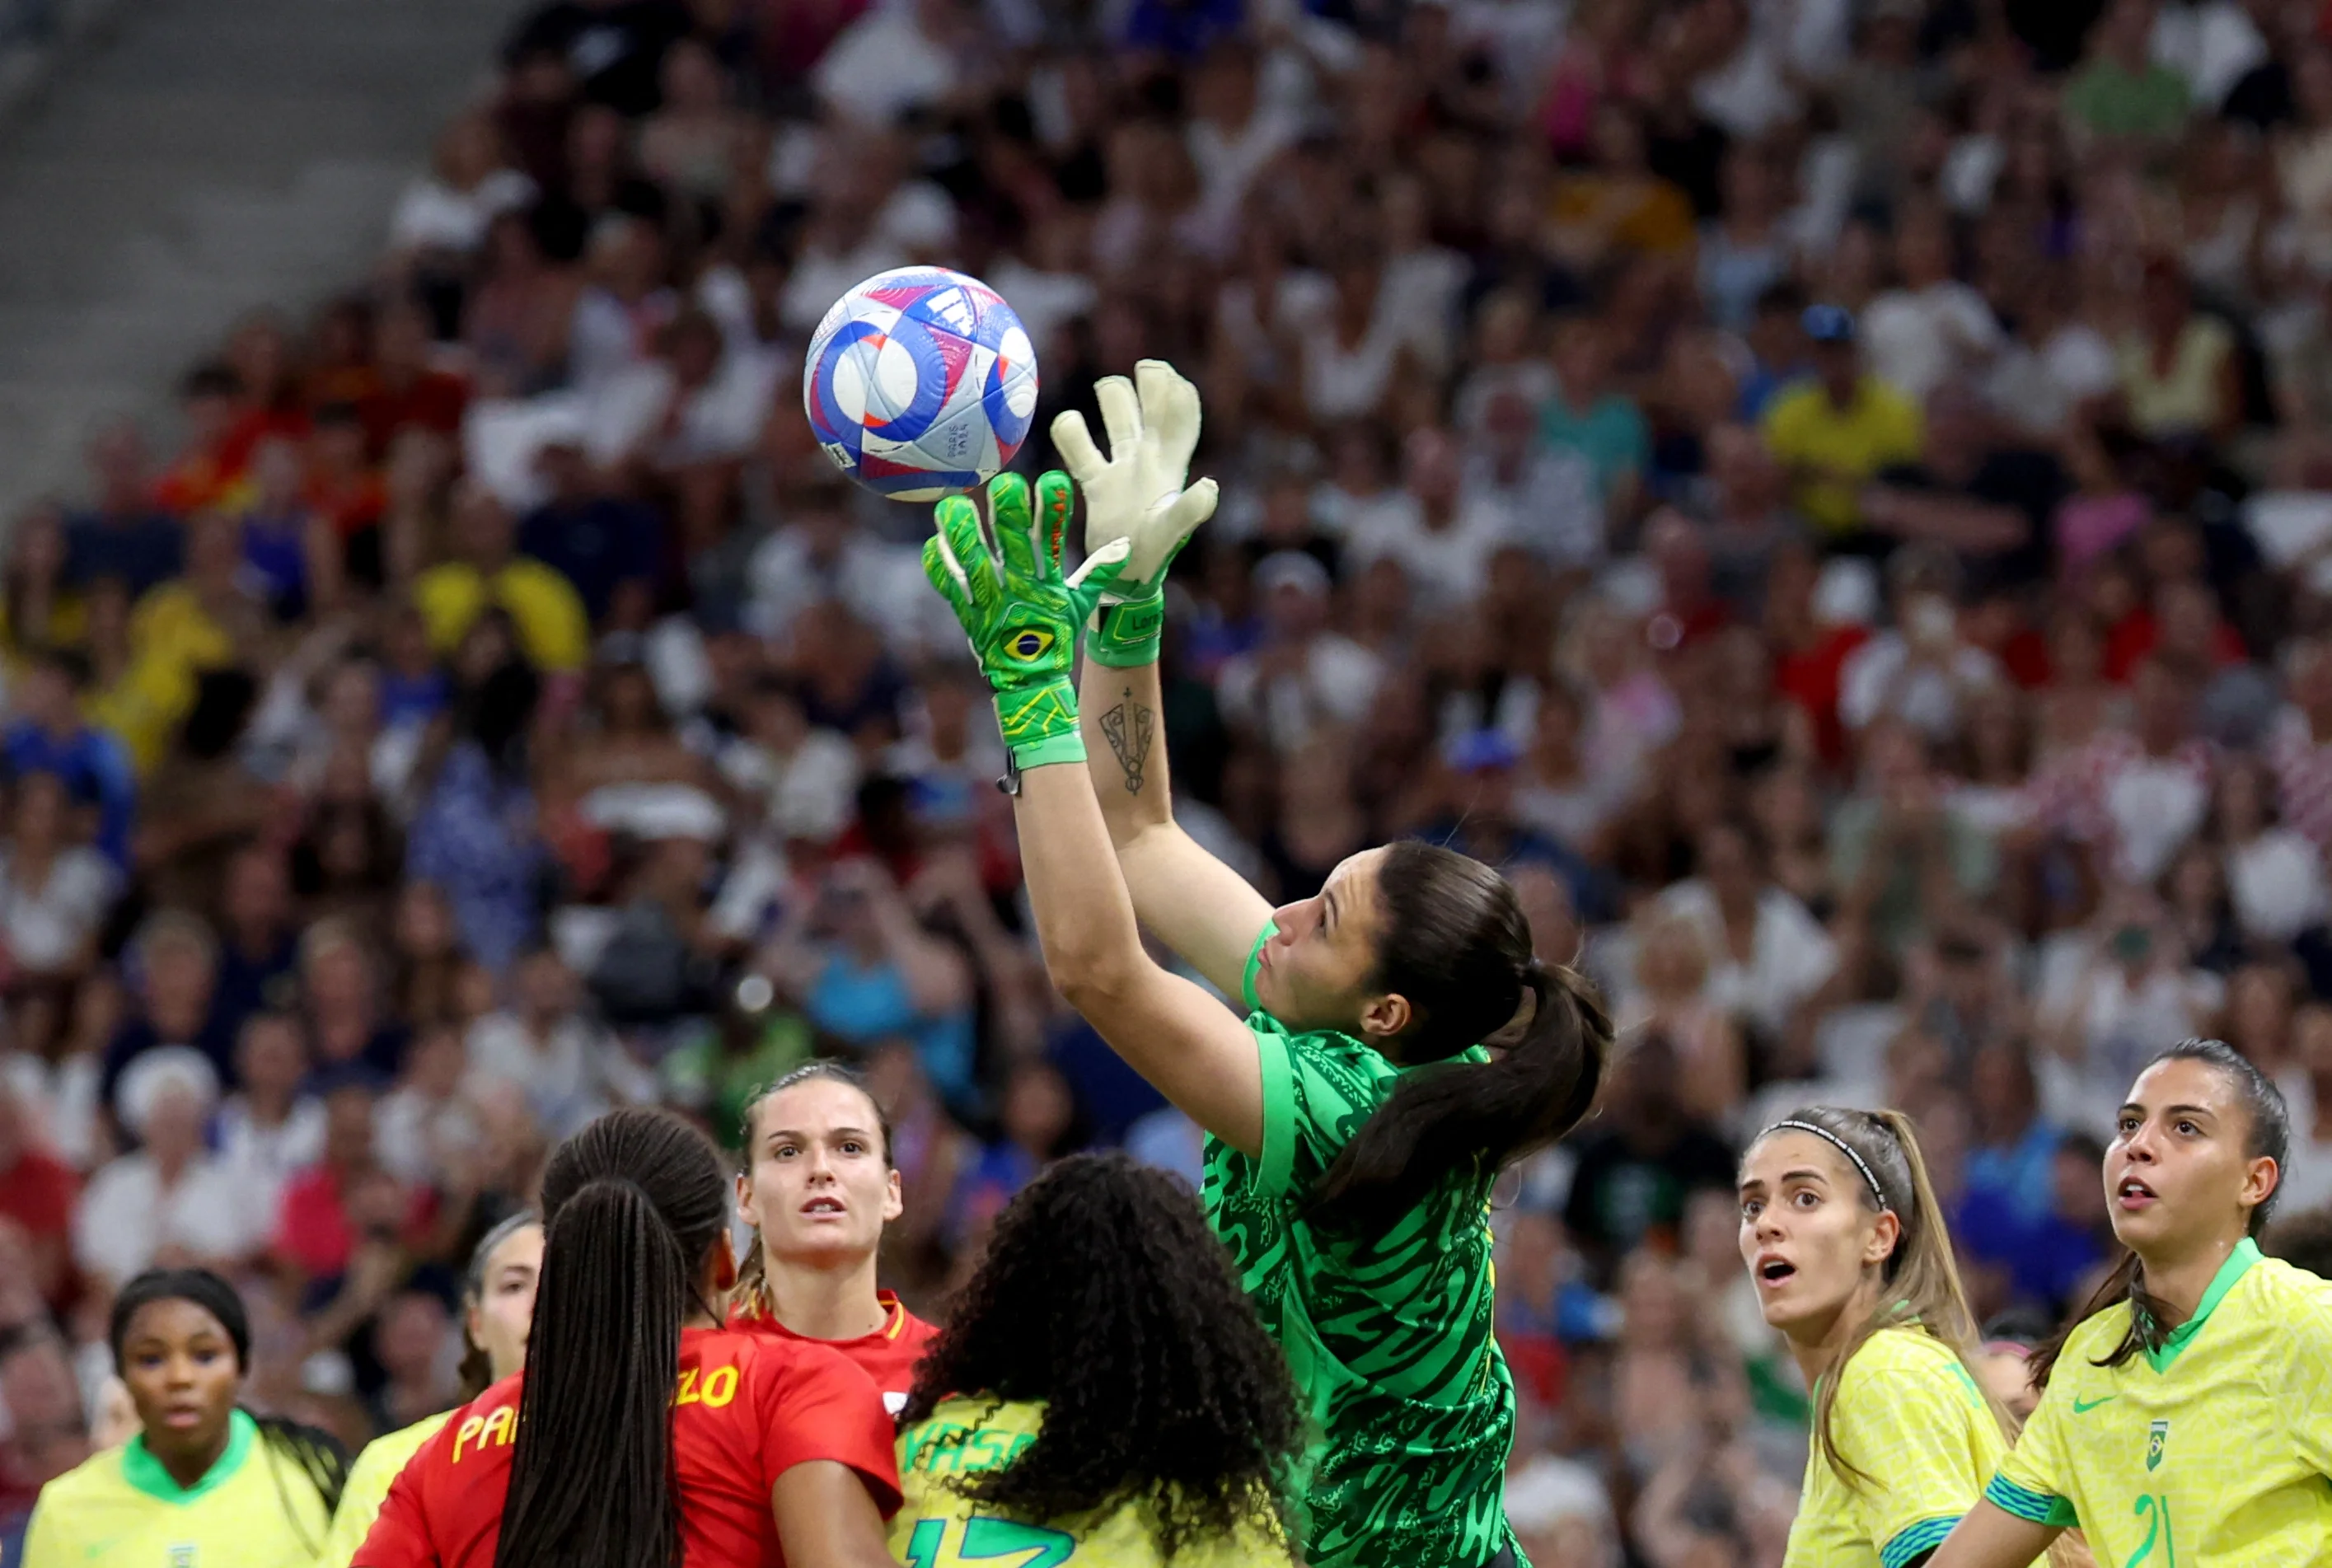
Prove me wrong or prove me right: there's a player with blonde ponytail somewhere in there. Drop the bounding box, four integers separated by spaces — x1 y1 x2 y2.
1737 1106 2045 1568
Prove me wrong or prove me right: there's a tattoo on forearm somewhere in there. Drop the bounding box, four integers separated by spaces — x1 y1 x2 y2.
1099 688 1155 794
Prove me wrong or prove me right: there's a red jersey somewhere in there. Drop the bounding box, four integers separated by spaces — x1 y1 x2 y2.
354 1326 899 1568
728 1290 939 1414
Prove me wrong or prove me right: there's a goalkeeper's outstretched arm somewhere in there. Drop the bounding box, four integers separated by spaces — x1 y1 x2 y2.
1061 364 1272 1004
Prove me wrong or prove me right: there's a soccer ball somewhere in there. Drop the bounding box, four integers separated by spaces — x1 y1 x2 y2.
803 267 1039 502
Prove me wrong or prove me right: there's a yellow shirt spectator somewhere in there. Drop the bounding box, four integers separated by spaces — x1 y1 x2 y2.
1762 375 1925 535
415 558 589 672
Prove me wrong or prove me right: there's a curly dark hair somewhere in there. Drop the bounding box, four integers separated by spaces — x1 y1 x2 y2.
900 1152 1304 1558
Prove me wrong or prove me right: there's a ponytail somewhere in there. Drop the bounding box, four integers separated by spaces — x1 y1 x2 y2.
2030 1037 2288 1387
1748 1107 2010 1491
1311 957 1611 1238
494 1110 730 1568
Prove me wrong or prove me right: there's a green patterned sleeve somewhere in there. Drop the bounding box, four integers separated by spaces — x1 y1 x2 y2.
1252 1025 1398 1203
1987 1374 2079 1529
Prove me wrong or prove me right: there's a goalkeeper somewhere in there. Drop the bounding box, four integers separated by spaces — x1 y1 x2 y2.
919 362 1613 1568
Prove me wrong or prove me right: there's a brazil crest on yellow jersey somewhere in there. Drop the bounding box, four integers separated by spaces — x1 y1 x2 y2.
1986 1239 2332 1566
1785 1325 2018 1568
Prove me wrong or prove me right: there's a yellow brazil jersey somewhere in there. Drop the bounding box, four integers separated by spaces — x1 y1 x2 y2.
316 1411 451 1568
21 1409 331 1568
1987 1239 2332 1566
892 1397 1298 1568
1758 376 1925 534
414 560 588 673
1786 1326 2020 1568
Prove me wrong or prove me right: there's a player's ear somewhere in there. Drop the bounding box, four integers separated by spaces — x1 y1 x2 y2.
1862 1209 1902 1271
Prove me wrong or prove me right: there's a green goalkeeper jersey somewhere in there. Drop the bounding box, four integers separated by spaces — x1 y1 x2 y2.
1201 924 1516 1568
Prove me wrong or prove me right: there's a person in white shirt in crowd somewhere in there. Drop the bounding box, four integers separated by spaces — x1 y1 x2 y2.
374 1022 483 1189
1858 199 2006 404
775 131 960 335
1343 425 1516 613
746 487 935 651
1658 821 1840 1048
2038 889 2225 1132
72 1053 255 1294
2213 749 2329 943
1308 422 1408 543
584 309 772 475
1839 545 2003 743
387 109 537 262
2276 1001 2332 1215
1182 41 1302 255
1464 387 1605 573
715 672 861 846
466 945 653 1140
564 214 677 392
812 0 974 129
212 1012 326 1223
1214 550 1383 754
0 770 119 986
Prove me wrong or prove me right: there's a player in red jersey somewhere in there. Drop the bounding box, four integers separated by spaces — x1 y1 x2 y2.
730 1062 936 1411
354 1107 900 1568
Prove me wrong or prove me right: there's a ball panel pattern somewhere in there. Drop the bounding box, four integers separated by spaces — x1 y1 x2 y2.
803 266 1038 500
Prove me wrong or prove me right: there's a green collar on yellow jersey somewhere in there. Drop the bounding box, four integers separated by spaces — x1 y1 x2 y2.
122 1407 255 1505
2143 1237 2260 1374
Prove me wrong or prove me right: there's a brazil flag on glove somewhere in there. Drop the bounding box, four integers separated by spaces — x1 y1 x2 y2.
922 470 1130 770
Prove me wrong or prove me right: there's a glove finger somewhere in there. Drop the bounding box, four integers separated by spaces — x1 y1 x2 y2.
921 533 974 622
1136 359 1201 470
1096 375 1143 461
1050 409 1107 487
1034 470 1076 578
934 494 1000 608
986 472 1043 583
1160 476 1219 550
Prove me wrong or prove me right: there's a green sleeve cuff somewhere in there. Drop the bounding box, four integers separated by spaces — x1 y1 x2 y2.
1983 1475 2077 1529
1880 1516 1960 1568
1084 592 1165 668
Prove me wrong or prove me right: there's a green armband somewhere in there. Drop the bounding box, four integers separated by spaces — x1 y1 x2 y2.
994 676 1087 770
1084 590 1165 668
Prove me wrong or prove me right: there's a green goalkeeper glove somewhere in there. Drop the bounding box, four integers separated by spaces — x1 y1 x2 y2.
1051 358 1219 668
922 470 1131 770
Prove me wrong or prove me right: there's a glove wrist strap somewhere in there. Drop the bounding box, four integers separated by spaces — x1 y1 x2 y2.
992 676 1086 770
1084 589 1165 668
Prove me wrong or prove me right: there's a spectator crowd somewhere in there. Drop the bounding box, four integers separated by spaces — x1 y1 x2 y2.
9 0 2332 1560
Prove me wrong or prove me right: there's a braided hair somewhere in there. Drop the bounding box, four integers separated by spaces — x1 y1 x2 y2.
493 1108 730 1568
107 1269 349 1539
901 1152 1304 1558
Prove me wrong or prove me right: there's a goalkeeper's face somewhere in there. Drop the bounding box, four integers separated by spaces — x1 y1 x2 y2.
1256 848 1393 1042
739 1077 904 1267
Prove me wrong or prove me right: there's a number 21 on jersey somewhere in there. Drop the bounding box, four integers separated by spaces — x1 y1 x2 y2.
901 1515 1075 1567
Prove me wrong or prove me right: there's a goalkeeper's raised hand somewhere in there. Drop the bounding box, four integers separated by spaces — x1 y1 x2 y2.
1050 358 1219 668
922 470 1131 770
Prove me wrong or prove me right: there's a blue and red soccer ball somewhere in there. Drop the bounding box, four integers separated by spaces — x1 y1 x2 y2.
803 267 1039 502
